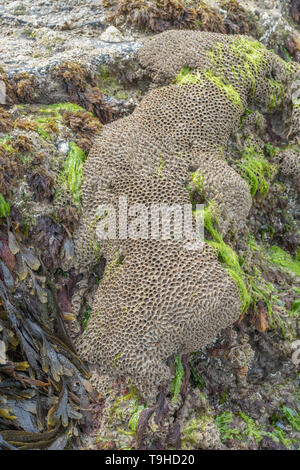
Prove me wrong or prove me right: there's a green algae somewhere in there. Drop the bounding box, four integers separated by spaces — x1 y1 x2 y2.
216 410 296 448
268 78 285 111
196 202 278 323
190 367 205 391
91 238 101 260
0 193 10 218
157 158 166 177
129 404 146 432
61 141 87 207
36 125 51 140
231 38 267 71
18 154 32 164
216 411 241 441
230 38 269 94
114 351 122 368
289 299 300 317
175 37 288 112
170 354 184 402
281 405 300 432
175 67 203 85
82 301 91 331
39 104 85 138
268 246 300 276
0 135 14 152
175 66 242 109
191 171 206 196
99 66 129 101
239 108 255 128
248 275 274 321
102 250 123 282
203 203 251 311
187 177 252 312
237 144 277 197
104 384 145 445
208 37 295 102
36 103 92 128
239 412 266 442
245 236 300 334
204 70 243 109
264 142 280 159
208 38 268 96
40 102 86 113
182 415 212 446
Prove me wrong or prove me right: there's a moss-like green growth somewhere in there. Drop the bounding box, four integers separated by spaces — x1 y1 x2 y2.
36 125 51 140
0 135 14 152
216 410 297 448
0 193 10 218
189 178 257 313
190 367 205 390
175 66 242 109
114 351 122 368
204 203 251 311
267 246 300 276
216 411 241 441
239 412 266 442
176 38 291 113
245 235 300 334
61 142 87 207
98 384 146 449
239 107 255 128
35 103 92 131
18 154 32 164
102 250 124 282
204 70 243 109
40 102 86 113
281 405 300 432
190 171 206 197
157 158 166 177
82 301 91 331
90 238 101 261
207 38 268 96
264 142 280 159
128 404 146 433
189 176 285 325
36 103 92 128
13 104 88 142
182 415 212 447
98 66 129 101
231 38 272 94
170 354 184 402
237 144 277 197
175 67 203 85
268 78 285 111
208 37 295 102
289 298 300 317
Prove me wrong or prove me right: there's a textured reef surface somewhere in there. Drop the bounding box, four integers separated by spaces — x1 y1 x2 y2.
72 31 300 403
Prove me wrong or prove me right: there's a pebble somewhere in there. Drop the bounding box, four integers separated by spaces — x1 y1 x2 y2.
100 25 125 43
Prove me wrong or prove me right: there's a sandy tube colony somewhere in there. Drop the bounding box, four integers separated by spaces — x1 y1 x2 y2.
72 30 300 401
0 0 300 451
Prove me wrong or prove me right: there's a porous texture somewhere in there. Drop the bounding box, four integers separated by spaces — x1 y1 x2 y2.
73 31 299 401
275 148 300 178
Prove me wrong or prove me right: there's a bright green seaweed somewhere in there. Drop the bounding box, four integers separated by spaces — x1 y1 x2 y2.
62 142 87 207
